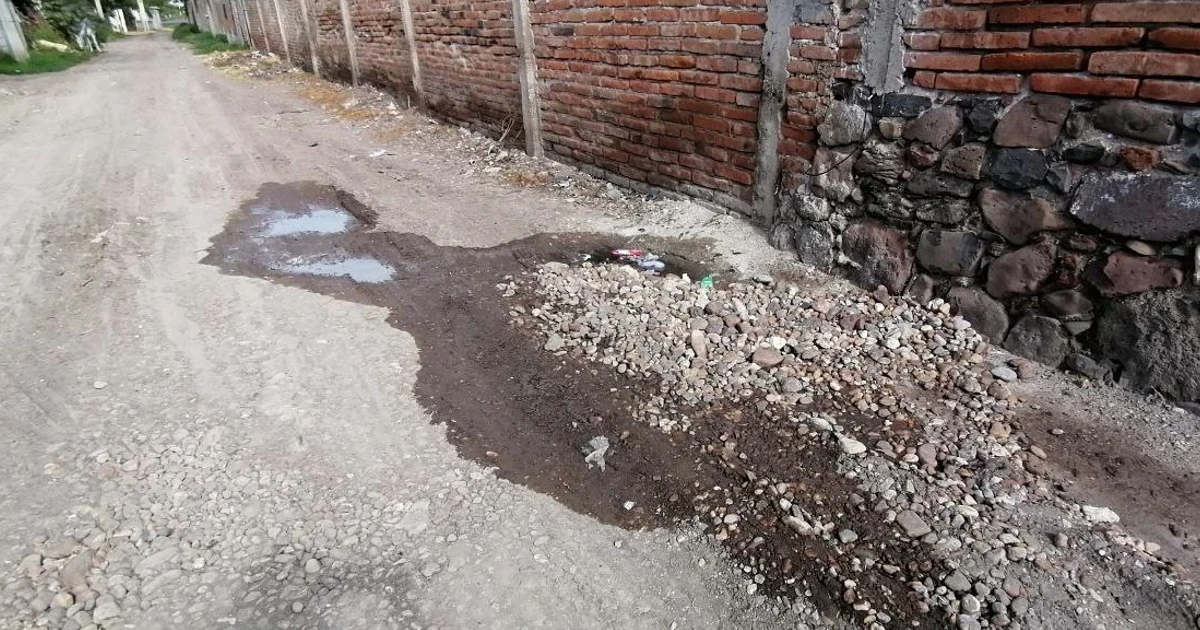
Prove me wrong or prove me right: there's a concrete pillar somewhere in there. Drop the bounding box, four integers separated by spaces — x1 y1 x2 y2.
337 0 359 85
254 0 272 53
397 0 422 103
136 0 149 30
0 0 29 63
270 0 291 63
297 0 319 75
750 0 792 225
509 0 542 157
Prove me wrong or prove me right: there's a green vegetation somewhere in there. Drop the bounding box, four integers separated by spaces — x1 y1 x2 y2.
24 22 68 44
0 49 91 75
172 23 244 54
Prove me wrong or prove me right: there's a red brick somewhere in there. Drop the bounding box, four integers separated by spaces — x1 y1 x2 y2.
658 54 696 69
988 5 1085 25
940 31 1029 49
719 10 766 25
981 51 1083 71
790 25 827 40
947 0 1024 4
1031 27 1143 48
1149 27 1200 51
934 72 1022 93
1089 51 1200 77
1139 79 1200 103
1092 3 1200 24
905 32 942 51
1029 73 1140 97
904 51 982 71
800 44 838 61
914 7 987 30
694 86 737 103
718 74 762 91
913 70 938 88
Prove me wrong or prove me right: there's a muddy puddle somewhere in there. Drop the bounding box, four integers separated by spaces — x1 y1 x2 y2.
203 182 945 628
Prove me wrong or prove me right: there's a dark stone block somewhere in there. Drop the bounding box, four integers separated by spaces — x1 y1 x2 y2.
906 172 974 198
966 100 1001 135
987 148 1048 190
948 287 1010 342
903 106 963 150
1004 314 1068 367
916 230 985 276
1093 289 1200 402
1070 171 1200 242
872 93 932 119
1062 144 1105 165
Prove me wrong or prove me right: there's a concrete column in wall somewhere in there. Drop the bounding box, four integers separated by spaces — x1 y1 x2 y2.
297 0 320 76
254 0 272 53
750 0 792 225
338 0 360 86
270 0 291 64
136 0 149 30
0 0 29 63
509 0 543 157
397 0 422 103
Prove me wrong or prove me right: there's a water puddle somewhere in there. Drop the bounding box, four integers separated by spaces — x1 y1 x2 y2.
273 256 394 283
264 208 355 236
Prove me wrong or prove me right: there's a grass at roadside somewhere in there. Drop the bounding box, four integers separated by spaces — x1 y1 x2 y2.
0 49 91 75
172 24 245 54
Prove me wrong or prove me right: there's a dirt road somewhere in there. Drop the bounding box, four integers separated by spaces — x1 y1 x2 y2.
1 35 1197 630
0 36 799 629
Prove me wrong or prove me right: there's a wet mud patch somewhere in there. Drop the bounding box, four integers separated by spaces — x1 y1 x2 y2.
204 182 949 628
205 182 725 531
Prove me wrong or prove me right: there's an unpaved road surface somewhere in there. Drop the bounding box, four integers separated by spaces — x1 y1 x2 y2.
1 35 1198 630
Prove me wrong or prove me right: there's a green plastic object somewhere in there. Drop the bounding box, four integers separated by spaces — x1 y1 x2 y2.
699 275 714 289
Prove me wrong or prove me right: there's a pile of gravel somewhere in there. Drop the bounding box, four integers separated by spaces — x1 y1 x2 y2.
501 261 1191 630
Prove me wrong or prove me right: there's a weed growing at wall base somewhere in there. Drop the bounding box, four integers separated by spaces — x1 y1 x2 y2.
172 24 245 54
0 49 92 75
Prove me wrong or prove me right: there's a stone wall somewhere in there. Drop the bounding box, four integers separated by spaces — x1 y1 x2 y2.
772 0 1200 401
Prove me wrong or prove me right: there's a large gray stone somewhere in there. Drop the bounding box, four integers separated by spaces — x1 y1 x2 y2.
1004 314 1068 367
993 95 1072 149
792 194 832 221
818 101 872 146
948 286 1010 341
979 187 1073 245
841 221 913 294
854 141 905 184
1094 100 1179 145
1093 289 1200 402
1070 172 1200 242
903 106 963 149
811 147 858 203
794 222 836 268
917 230 985 276
986 242 1055 298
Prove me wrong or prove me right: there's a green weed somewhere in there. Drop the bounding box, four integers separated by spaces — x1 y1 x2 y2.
0 49 91 75
172 25 244 54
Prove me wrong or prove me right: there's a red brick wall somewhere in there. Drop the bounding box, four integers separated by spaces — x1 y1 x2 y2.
349 0 414 93
409 0 522 138
531 0 766 205
904 0 1200 103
